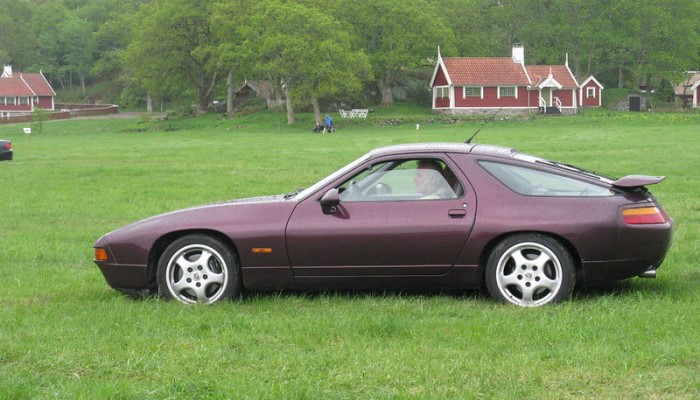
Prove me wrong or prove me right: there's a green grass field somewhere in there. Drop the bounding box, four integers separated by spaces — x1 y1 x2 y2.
1 108 698 399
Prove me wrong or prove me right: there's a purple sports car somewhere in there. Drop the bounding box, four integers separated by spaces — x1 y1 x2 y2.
93 143 672 306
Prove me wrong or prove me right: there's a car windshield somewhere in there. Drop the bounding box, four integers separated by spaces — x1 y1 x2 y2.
292 153 372 200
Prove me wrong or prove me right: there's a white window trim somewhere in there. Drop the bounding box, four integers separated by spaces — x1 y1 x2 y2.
498 86 518 99
586 87 596 98
462 86 483 99
434 86 450 99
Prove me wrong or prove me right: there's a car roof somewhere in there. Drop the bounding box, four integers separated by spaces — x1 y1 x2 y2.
369 142 517 158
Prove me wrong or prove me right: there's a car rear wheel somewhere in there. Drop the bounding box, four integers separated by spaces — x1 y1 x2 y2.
157 234 241 304
485 234 575 307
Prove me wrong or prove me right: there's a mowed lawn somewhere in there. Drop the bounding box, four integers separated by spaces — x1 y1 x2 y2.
0 109 698 399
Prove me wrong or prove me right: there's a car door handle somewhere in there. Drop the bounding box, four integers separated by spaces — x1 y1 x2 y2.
448 209 467 218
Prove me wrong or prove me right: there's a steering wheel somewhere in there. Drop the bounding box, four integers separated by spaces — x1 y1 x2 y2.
367 182 392 196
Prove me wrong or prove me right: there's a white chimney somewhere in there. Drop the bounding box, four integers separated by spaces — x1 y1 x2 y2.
512 44 524 65
1 65 12 78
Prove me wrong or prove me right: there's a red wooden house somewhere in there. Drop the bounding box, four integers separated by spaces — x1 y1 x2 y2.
0 65 56 117
430 45 603 115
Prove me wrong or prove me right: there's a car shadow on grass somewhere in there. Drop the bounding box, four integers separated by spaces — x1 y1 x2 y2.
573 277 673 303
110 277 672 305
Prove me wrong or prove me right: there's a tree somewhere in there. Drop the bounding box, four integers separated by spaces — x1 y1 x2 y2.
31 107 49 135
211 0 256 116
243 0 372 124
0 0 34 68
122 0 223 114
30 1 72 87
57 16 95 95
339 0 456 106
90 1 145 83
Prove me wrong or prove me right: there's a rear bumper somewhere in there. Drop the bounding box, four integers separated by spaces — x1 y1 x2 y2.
581 258 665 285
582 218 673 285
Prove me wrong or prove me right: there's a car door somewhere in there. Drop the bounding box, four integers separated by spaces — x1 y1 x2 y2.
285 155 476 277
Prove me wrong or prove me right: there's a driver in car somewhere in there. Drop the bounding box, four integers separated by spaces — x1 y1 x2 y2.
415 159 453 199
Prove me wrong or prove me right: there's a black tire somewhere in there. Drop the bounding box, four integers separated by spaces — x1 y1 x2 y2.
485 233 575 307
156 234 241 304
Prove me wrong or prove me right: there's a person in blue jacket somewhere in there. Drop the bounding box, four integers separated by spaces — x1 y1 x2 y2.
324 114 334 133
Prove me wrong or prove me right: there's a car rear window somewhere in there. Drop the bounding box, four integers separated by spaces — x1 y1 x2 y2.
479 161 613 197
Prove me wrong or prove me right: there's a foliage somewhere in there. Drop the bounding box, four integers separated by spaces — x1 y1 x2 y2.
30 107 49 134
1 0 699 117
0 111 699 398
121 0 222 115
339 0 457 106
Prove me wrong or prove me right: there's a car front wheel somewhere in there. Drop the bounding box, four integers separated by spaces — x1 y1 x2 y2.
485 234 575 307
157 234 241 304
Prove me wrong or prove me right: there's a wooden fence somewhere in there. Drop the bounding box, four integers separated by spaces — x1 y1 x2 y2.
0 104 119 125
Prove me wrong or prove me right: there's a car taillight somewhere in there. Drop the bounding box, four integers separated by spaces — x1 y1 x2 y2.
623 206 668 225
4 142 10 150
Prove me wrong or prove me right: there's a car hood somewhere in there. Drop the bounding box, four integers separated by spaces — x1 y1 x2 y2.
97 194 294 242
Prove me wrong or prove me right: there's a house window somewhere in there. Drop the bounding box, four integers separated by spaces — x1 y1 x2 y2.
435 86 450 99
19 97 29 105
587 87 596 98
499 86 517 98
1 97 15 105
463 87 482 98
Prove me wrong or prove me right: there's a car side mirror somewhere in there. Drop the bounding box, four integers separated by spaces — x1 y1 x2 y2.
320 188 340 215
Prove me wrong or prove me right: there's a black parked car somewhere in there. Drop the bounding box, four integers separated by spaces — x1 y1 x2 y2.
0 139 12 161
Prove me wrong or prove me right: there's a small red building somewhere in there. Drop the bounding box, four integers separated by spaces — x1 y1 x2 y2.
0 65 56 117
430 45 603 115
577 76 605 107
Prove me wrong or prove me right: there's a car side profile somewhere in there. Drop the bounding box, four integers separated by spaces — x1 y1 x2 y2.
93 142 673 306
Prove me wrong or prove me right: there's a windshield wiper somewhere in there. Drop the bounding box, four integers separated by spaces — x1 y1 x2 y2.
284 188 305 199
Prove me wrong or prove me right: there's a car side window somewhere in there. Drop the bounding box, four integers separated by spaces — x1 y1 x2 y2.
338 158 465 202
479 161 613 197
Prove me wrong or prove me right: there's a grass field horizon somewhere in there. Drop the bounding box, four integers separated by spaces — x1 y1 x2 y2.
1 108 698 399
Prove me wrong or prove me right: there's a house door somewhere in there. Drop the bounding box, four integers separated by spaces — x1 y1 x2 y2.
629 96 641 111
540 88 552 107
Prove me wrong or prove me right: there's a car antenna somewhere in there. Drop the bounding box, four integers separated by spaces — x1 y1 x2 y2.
465 107 503 144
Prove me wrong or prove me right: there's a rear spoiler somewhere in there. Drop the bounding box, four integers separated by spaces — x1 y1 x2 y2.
612 175 665 188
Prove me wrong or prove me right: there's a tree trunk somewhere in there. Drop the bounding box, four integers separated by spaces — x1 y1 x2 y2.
197 95 208 115
80 73 86 96
282 79 294 124
617 65 624 88
311 95 321 123
378 73 394 106
274 85 284 112
226 67 235 116
146 94 153 113
196 71 218 115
